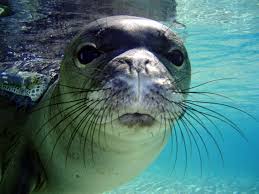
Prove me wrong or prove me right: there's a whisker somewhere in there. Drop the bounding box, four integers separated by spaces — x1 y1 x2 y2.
32 97 89 113
89 108 101 163
56 101 101 166
174 113 188 176
171 123 179 174
160 106 168 146
35 99 87 137
80 108 99 167
57 83 111 92
180 110 210 161
43 102 89 164
180 91 234 101
33 85 111 110
41 99 96 148
182 78 236 92
182 108 225 166
156 93 210 166
64 100 104 166
177 101 224 142
184 101 247 140
168 121 175 176
81 91 122 166
89 90 123 161
87 93 118 163
81 100 108 167
179 115 203 176
96 99 115 150
179 114 193 158
185 100 257 121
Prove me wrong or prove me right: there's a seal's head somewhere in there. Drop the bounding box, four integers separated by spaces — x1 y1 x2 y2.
57 15 191 151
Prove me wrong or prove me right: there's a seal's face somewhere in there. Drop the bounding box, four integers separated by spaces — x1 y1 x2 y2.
59 16 191 149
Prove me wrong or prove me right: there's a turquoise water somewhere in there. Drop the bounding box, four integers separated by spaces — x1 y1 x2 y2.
109 0 259 193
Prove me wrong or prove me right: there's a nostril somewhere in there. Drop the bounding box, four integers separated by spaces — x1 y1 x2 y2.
144 59 151 65
124 58 133 67
117 58 132 65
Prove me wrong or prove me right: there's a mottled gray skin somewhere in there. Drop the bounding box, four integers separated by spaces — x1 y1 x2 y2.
0 16 191 194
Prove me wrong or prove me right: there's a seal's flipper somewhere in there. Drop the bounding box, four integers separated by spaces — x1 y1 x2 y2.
0 142 46 194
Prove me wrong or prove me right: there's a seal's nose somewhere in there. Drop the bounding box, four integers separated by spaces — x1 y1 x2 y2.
104 48 170 104
111 48 164 78
115 57 151 76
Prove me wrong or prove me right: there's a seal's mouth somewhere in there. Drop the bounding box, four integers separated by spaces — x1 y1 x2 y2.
118 113 155 127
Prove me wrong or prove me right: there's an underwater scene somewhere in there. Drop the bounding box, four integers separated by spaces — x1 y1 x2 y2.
0 0 258 193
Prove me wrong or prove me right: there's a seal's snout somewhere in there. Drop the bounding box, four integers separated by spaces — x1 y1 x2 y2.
103 48 181 126
110 49 163 78
106 49 169 101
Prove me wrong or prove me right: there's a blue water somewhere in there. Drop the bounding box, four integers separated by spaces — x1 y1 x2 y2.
109 0 259 193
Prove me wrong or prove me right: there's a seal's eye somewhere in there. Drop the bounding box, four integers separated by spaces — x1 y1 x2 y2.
77 45 101 64
168 49 184 67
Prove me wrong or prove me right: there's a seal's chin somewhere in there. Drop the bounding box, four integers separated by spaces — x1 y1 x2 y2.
118 113 155 127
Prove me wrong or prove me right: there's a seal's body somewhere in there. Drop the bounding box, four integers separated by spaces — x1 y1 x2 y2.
0 16 191 194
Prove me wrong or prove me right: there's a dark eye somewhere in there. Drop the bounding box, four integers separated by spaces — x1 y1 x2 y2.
168 49 184 66
77 45 101 64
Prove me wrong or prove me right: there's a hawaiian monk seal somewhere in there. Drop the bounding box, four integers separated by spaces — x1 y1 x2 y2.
0 16 191 194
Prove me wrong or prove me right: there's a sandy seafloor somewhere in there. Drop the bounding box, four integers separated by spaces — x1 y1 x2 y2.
106 172 259 193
